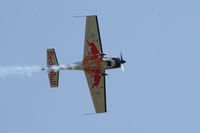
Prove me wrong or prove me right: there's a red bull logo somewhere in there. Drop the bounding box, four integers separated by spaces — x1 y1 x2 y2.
90 70 101 89
87 40 100 60
47 50 56 65
49 71 58 86
83 39 103 89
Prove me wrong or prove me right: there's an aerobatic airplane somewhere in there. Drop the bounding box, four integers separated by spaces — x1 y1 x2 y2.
42 15 126 113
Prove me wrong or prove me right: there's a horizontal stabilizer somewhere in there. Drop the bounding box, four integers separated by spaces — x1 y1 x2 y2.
48 71 59 87
47 48 59 87
47 49 59 66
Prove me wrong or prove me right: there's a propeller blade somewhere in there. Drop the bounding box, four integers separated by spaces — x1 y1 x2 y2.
120 52 123 60
120 52 126 63
121 64 125 72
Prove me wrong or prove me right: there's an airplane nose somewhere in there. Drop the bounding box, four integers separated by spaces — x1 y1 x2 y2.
120 52 126 64
121 60 126 64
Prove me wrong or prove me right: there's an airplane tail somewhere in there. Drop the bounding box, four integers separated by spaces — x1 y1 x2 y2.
47 48 59 88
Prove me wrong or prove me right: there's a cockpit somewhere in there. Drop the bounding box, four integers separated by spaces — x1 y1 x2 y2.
106 60 112 67
103 57 122 69
103 59 115 69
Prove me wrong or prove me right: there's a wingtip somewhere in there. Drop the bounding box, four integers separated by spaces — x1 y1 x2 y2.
72 15 97 18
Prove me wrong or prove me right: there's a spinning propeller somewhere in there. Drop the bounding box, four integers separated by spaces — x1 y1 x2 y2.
120 53 126 71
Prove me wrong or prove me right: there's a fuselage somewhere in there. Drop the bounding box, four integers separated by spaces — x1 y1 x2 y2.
70 57 121 70
43 56 122 71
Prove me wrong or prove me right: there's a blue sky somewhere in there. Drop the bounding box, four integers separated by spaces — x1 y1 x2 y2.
0 0 200 133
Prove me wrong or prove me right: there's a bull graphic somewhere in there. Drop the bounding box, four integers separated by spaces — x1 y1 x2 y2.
87 40 100 59
90 70 101 89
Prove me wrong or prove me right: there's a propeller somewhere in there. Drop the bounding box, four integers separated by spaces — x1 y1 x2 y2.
121 64 125 71
120 52 126 71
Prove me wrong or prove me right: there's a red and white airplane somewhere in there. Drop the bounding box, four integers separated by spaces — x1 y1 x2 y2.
42 16 126 113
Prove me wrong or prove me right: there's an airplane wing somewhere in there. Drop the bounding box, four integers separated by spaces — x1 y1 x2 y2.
84 70 107 113
83 16 107 113
83 15 103 59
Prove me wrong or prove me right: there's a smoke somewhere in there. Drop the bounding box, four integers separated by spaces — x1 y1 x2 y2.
0 66 42 78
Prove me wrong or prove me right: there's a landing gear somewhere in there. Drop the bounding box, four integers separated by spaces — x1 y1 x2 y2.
99 53 107 57
102 72 108 76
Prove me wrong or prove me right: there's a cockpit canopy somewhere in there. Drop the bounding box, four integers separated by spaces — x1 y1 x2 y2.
103 57 121 69
106 60 112 67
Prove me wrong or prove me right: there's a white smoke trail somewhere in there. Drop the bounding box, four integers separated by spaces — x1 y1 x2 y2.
0 66 42 78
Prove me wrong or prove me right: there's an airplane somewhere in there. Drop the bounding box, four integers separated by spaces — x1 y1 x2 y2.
42 15 126 113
